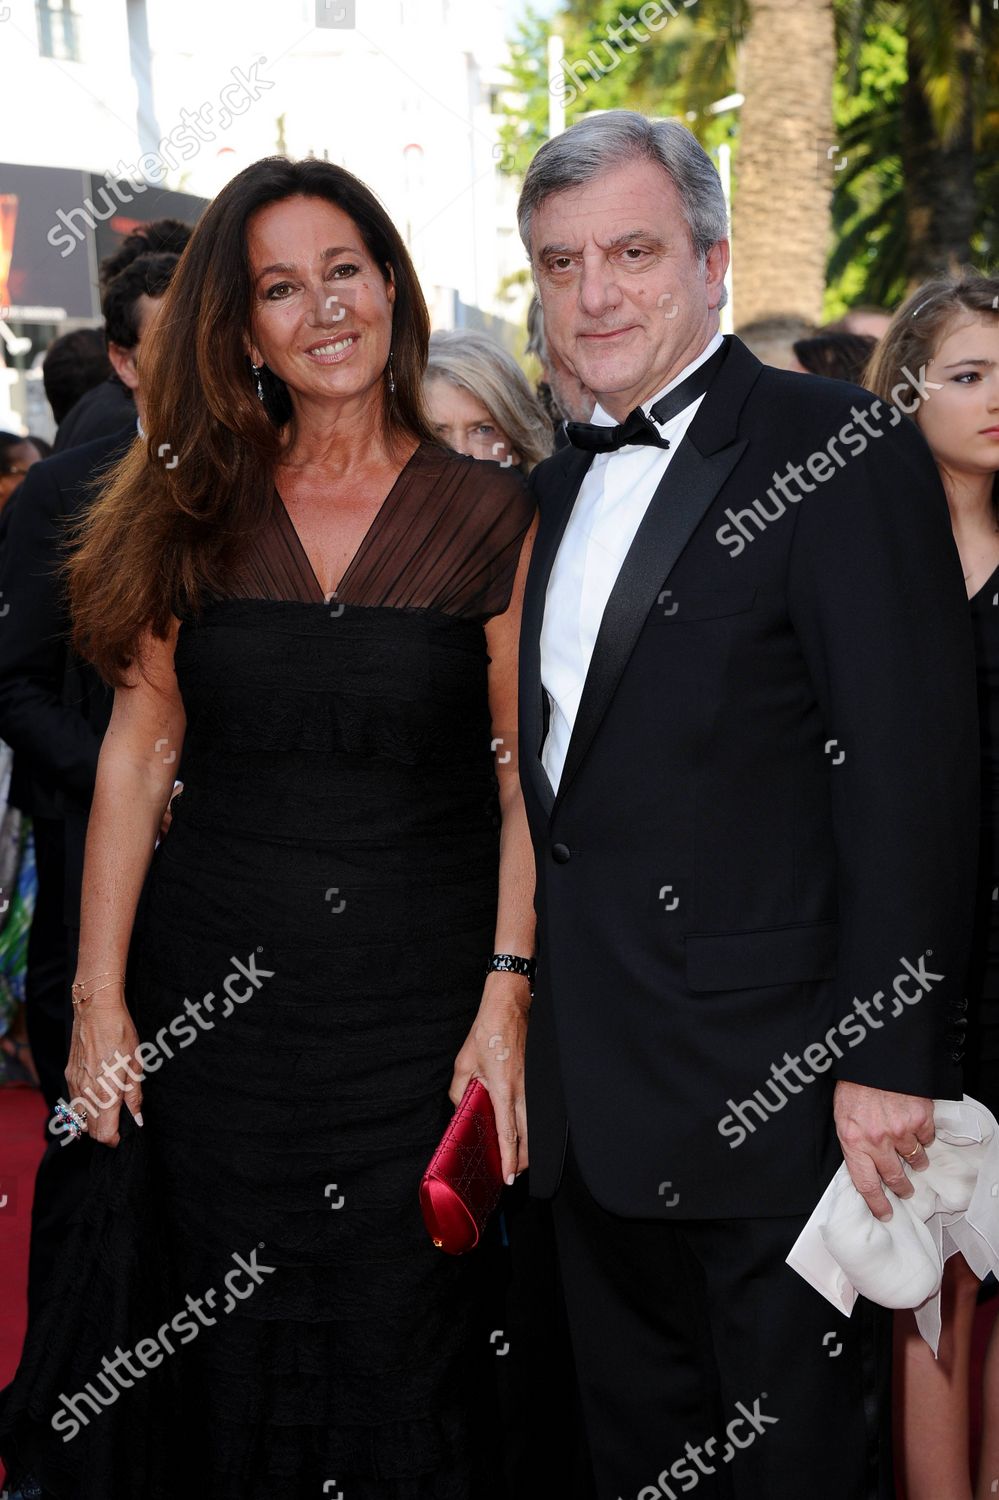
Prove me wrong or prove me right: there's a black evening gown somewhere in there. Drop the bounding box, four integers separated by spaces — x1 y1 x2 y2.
0 442 535 1500
968 565 999 1116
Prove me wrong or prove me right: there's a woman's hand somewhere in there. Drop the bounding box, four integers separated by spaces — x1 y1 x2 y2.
450 971 530 1184
65 988 144 1147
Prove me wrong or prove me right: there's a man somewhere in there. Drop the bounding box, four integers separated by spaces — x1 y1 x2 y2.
527 293 595 447
516 110 977 1499
45 333 134 456
41 327 117 444
0 251 178 1314
52 218 191 452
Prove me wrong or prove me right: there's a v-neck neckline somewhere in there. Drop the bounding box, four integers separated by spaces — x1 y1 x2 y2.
272 441 424 604
969 557 999 605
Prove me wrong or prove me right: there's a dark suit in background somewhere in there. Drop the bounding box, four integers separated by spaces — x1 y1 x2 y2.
0 428 125 1313
518 337 978 1499
52 379 134 454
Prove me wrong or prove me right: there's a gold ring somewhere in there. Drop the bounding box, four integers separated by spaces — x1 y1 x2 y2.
900 1144 921 1161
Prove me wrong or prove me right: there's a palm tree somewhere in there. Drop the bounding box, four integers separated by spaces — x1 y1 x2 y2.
624 0 995 300
730 0 837 327
894 0 981 280
830 0 996 303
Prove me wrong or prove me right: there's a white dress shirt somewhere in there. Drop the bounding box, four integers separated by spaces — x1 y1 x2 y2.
540 331 725 793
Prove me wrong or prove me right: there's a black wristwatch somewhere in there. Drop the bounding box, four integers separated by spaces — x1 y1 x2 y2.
488 952 536 984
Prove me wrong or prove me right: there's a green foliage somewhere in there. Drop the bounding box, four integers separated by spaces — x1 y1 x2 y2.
495 0 710 178
828 0 999 311
825 14 908 317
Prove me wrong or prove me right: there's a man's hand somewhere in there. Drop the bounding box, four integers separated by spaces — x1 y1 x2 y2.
834 1080 935 1221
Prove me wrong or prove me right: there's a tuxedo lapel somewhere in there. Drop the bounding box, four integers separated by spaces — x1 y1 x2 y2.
551 431 748 815
519 446 593 820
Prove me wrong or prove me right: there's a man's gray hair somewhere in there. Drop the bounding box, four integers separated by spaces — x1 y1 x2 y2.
517 110 728 299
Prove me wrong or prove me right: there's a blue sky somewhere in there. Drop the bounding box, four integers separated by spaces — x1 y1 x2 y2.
504 0 560 32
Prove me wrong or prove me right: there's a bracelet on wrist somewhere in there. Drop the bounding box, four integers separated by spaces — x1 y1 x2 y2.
71 972 126 1007
487 952 535 985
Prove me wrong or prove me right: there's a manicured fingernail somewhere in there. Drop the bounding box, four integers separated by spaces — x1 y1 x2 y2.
506 1174 515 1186
134 1112 144 1127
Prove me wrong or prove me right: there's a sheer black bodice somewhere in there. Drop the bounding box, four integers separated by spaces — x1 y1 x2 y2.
223 442 532 618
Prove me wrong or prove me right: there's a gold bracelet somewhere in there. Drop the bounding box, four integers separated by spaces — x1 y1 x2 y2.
71 973 125 1006
71 970 123 994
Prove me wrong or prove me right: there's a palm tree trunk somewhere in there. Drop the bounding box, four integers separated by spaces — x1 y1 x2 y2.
732 0 836 330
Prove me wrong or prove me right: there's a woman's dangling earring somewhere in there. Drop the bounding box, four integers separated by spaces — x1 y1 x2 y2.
251 362 265 403
387 350 395 396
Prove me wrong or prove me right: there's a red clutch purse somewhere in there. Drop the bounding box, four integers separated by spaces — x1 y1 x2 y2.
419 1079 504 1255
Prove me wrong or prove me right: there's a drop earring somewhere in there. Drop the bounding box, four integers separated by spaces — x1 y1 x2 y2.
387 350 395 396
251 362 264 403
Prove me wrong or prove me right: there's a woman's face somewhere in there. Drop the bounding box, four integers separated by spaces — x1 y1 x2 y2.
0 440 42 508
916 313 999 481
424 376 520 467
246 194 395 418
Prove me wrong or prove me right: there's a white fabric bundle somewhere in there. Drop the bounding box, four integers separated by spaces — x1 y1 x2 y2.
786 1097 999 1354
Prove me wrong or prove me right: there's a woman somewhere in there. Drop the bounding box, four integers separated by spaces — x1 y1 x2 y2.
0 430 44 1088
0 746 37 1087
867 273 999 1500
424 329 552 475
0 432 45 509
0 157 537 1500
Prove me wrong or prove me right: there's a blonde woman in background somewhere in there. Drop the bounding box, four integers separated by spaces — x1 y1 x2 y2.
425 328 553 474
867 272 999 1500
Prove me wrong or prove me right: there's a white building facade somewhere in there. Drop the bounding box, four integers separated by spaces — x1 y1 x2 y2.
0 0 529 433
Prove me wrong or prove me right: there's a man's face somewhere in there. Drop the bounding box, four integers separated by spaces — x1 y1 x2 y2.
530 158 728 421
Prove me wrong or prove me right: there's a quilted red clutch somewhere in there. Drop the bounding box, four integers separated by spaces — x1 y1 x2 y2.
419 1079 504 1255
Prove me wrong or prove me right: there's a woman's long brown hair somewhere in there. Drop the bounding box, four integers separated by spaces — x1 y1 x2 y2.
68 157 438 685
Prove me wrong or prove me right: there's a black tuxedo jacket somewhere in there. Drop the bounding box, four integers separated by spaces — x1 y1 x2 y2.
53 379 135 453
0 428 126 920
518 336 978 1220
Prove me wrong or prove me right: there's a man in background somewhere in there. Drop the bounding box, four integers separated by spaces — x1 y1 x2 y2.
0 251 179 1314
52 218 190 451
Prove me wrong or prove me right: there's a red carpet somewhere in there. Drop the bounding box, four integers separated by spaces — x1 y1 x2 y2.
0 1087 47 1388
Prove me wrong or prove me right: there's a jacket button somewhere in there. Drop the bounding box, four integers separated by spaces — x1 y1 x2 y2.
551 843 571 864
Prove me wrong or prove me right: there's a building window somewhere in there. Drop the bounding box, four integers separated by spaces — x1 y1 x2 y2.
37 0 82 63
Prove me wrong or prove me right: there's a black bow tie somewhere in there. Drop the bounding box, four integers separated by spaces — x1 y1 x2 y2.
565 341 727 454
567 405 670 453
